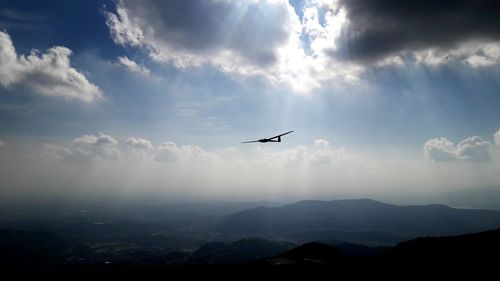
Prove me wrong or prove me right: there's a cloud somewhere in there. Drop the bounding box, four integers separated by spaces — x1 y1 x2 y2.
124 137 153 150
154 142 179 162
69 133 120 160
6 134 500 202
455 136 491 162
249 139 354 168
314 139 331 149
117 56 151 76
424 136 491 162
413 43 500 67
105 0 295 68
44 134 217 164
104 0 366 93
424 137 457 162
102 0 500 94
155 142 217 163
333 0 500 66
43 143 93 162
0 31 102 103
73 133 118 146
45 134 346 168
310 139 339 165
284 145 307 167
0 139 5 147
495 129 500 146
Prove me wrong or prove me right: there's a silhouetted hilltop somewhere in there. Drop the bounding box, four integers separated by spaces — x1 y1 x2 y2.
386 227 500 259
249 228 500 277
188 237 295 264
3 227 500 278
331 242 388 257
217 199 500 244
0 229 71 265
270 242 341 264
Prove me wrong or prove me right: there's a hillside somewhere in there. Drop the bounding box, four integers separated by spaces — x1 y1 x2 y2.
217 199 500 245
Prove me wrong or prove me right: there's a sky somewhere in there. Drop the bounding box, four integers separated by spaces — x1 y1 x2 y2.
1 0 500 204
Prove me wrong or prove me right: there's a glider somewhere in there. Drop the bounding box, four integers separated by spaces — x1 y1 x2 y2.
242 131 294 144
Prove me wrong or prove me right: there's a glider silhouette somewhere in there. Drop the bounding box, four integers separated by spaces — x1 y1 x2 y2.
242 131 294 143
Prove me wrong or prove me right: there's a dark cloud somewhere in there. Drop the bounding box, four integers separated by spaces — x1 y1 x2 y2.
334 0 500 63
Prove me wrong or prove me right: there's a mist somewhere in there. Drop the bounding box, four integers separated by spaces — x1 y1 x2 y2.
2 134 500 209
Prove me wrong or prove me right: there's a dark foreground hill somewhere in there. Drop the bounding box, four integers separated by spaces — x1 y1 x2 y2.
217 199 500 245
0 229 70 265
2 228 500 278
186 237 295 264
248 228 500 278
386 227 500 258
142 237 296 265
0 230 295 267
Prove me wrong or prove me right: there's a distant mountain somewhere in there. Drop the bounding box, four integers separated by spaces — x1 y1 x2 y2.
217 199 500 245
438 186 500 210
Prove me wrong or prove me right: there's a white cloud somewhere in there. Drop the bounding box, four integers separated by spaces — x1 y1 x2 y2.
43 143 93 162
0 139 5 147
284 145 307 167
102 0 500 94
494 129 500 146
104 0 296 68
333 41 500 69
104 0 364 93
311 139 338 165
104 3 144 48
45 134 218 164
455 136 491 162
0 31 102 103
117 56 151 76
154 142 180 162
73 133 118 146
314 139 330 149
72 134 98 146
247 139 354 168
424 137 457 162
4 134 500 202
124 137 153 150
30 132 500 203
94 146 121 160
155 142 218 163
71 133 120 160
45 134 148 162
413 42 500 68
424 136 491 162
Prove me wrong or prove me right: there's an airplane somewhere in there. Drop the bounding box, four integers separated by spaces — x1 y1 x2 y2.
242 131 294 143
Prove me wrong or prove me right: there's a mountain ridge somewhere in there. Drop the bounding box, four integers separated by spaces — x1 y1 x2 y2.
217 199 500 245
